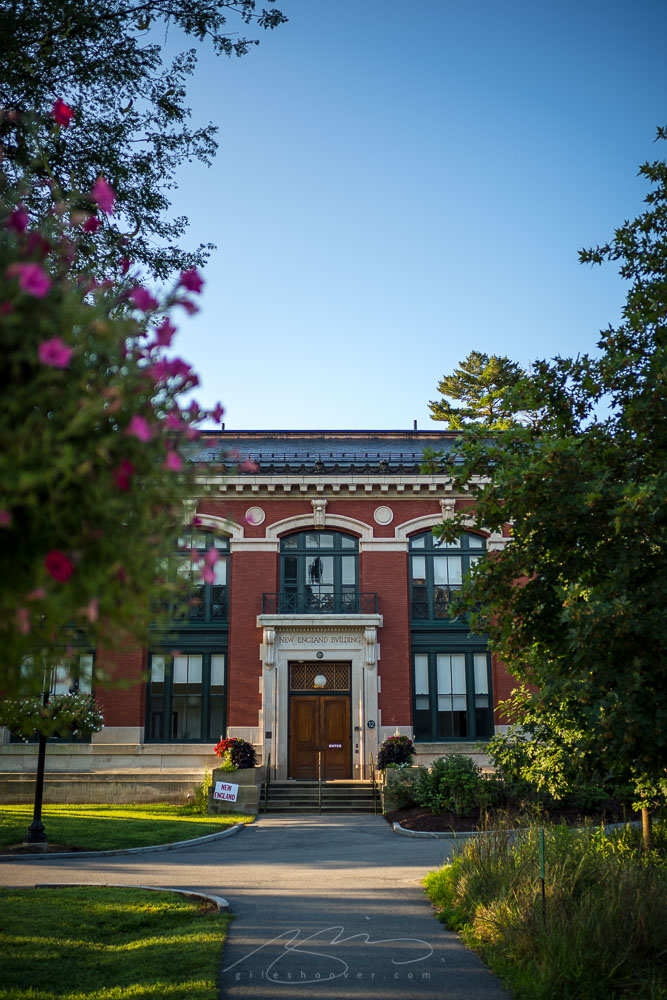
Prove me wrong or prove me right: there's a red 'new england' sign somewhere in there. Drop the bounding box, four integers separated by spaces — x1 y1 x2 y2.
213 781 239 802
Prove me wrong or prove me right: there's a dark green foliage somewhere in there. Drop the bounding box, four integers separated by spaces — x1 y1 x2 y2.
385 769 421 810
415 755 486 816
0 1 287 279
425 139 667 816
486 686 633 815
376 734 415 769
423 823 667 1000
428 350 530 429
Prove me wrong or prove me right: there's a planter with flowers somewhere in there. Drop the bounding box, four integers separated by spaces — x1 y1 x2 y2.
376 734 418 814
208 737 260 815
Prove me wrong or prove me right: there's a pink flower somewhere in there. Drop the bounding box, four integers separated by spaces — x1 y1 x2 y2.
0 509 11 526
188 399 200 418
210 402 225 423
179 268 204 293
52 99 74 127
0 302 13 315
45 550 75 582
191 516 202 527
201 565 216 585
169 358 193 381
148 360 168 384
130 286 159 312
5 204 28 232
7 262 51 298
26 587 47 601
155 318 176 348
165 411 182 430
204 547 219 567
91 176 115 214
83 215 101 233
126 415 152 442
85 598 99 624
38 337 73 368
25 232 51 258
120 257 131 275
239 458 259 473
174 298 199 316
16 607 30 634
112 459 134 490
163 450 183 471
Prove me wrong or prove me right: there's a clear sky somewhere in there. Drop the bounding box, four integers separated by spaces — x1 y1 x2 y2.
162 0 667 430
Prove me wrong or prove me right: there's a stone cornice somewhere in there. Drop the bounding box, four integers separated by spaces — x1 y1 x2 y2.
192 474 482 496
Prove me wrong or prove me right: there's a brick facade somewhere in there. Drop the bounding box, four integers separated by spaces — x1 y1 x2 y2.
91 430 515 778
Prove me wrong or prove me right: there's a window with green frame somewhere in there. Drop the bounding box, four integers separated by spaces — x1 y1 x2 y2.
174 531 229 622
280 531 358 613
410 530 485 621
12 652 96 743
413 649 493 741
146 650 226 743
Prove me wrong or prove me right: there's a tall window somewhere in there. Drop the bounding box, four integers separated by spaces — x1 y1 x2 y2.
410 531 484 620
146 651 226 742
280 531 358 613
174 531 229 622
413 650 492 740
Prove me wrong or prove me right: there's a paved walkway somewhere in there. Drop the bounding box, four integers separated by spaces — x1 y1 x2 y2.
0 814 510 1000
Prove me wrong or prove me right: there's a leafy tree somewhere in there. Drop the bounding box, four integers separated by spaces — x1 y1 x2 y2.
0 124 225 700
0 1 287 279
425 137 667 846
428 350 528 429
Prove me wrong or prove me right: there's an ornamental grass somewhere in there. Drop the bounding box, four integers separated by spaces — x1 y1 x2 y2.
423 821 667 1000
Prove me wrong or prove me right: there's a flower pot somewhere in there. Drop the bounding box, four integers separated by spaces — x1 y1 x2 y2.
208 765 260 815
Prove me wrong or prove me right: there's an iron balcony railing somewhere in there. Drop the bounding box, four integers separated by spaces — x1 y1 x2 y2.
262 592 378 614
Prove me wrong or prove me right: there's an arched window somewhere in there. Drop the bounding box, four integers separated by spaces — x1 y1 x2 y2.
410 531 485 621
175 530 229 622
280 531 359 613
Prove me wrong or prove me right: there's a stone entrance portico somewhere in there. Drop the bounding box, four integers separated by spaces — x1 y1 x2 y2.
257 614 382 780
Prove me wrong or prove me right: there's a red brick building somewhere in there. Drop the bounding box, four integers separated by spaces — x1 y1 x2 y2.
91 430 512 780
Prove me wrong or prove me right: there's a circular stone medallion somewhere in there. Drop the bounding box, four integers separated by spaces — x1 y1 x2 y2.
245 506 266 526
373 505 394 525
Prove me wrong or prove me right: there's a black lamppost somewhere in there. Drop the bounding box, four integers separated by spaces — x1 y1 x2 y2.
23 673 51 851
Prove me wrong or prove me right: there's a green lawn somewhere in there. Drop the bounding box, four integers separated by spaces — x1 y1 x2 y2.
0 885 230 1000
0 804 253 851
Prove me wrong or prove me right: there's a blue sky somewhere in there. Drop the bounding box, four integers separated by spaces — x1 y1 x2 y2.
163 0 667 429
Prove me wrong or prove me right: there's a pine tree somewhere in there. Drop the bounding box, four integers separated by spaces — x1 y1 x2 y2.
429 351 527 429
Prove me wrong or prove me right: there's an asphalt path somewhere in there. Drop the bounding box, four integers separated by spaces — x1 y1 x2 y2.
0 814 511 1000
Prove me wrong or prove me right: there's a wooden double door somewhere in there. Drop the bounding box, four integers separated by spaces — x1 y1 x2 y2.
289 694 351 779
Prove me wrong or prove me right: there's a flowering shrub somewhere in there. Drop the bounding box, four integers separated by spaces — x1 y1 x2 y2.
214 736 257 770
376 734 416 770
0 692 104 741
0 110 230 696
